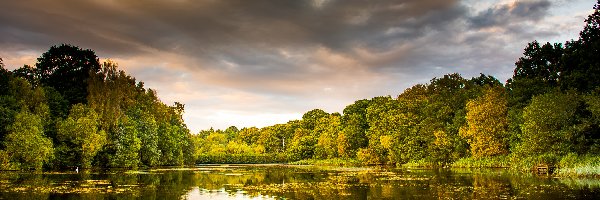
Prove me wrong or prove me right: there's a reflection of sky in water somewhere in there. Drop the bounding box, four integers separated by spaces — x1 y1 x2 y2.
185 188 274 200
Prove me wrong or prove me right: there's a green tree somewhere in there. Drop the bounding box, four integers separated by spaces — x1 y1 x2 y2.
87 61 138 132
287 128 315 160
257 126 282 153
1 77 50 146
224 126 240 141
4 111 53 170
561 1 600 92
204 130 227 154
109 117 141 168
582 90 600 153
341 99 370 157
56 104 106 168
460 86 509 158
238 127 261 144
516 90 582 157
391 84 430 163
364 96 406 164
314 115 342 159
420 74 471 165
302 109 329 130
130 109 160 167
0 58 11 96
506 41 563 109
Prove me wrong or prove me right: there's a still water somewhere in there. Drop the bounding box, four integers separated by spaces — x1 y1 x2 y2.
1 164 599 199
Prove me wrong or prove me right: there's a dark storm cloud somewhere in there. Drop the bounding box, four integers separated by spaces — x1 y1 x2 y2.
469 0 552 29
0 0 464 59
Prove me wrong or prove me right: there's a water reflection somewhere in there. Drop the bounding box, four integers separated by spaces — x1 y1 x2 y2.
0 165 599 199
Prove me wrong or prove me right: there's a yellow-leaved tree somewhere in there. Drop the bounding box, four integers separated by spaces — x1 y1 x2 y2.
460 86 509 158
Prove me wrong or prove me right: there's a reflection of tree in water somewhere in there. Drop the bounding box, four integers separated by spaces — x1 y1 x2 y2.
1 167 600 199
0 170 197 199
471 173 511 199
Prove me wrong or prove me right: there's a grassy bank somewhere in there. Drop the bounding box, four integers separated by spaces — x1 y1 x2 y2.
556 154 600 177
195 153 600 177
451 156 510 168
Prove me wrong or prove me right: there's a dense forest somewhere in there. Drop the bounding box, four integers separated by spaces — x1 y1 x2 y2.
193 1 600 172
0 46 195 170
1 1 599 172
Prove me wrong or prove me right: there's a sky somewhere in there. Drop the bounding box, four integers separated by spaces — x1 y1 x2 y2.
0 0 595 132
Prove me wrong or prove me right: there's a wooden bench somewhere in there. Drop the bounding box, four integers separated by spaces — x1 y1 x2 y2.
535 164 554 175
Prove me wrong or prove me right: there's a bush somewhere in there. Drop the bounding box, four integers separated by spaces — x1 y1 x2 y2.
289 158 361 166
356 148 382 165
0 150 14 170
196 153 289 164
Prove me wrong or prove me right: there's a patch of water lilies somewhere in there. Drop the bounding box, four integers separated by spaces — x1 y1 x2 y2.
0 179 140 194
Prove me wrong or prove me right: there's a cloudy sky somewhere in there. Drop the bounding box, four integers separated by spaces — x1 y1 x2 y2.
0 0 595 132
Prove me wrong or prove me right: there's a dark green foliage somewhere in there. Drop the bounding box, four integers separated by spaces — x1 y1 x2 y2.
12 65 37 85
196 153 288 164
0 45 193 170
561 1 600 92
0 59 12 95
35 44 101 105
341 99 370 157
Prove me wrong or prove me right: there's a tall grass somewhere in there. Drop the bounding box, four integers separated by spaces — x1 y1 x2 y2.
556 153 600 177
451 156 510 168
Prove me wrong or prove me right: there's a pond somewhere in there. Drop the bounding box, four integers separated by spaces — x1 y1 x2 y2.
1 164 600 199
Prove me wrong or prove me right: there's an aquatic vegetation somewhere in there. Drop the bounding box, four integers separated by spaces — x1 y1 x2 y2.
1 165 600 199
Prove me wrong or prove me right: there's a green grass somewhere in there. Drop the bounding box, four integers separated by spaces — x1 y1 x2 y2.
451 156 510 168
556 154 600 177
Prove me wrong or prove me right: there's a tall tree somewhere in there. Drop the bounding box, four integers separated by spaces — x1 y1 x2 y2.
341 99 370 157
302 109 329 130
392 84 430 163
421 74 470 165
109 116 141 168
516 90 582 157
4 111 53 170
35 44 100 105
314 115 342 159
561 0 600 92
0 58 10 95
56 104 106 168
506 41 563 108
460 86 509 158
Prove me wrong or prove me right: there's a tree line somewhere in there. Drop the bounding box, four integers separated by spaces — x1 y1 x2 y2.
0 45 194 170
193 1 600 169
2 1 599 171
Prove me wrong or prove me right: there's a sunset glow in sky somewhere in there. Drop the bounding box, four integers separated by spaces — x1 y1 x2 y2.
0 0 594 132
